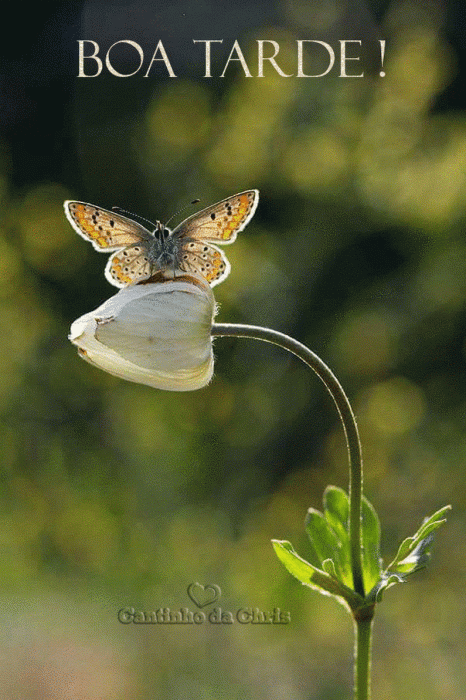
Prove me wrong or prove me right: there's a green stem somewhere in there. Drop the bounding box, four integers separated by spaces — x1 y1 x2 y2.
354 613 374 700
211 323 365 596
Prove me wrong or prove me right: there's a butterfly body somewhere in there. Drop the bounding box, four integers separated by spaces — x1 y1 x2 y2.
144 222 181 269
64 190 259 288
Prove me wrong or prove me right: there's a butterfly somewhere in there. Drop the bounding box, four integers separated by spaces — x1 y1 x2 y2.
64 190 259 288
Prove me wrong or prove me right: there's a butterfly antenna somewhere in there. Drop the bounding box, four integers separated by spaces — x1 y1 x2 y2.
164 198 201 229
112 206 157 230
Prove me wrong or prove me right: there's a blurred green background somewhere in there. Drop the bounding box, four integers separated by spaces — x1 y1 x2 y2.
1 1 466 698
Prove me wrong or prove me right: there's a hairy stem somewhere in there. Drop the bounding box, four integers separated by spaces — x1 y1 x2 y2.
354 613 374 700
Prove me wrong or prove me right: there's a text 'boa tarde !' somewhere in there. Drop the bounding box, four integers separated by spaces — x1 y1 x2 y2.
77 39 387 79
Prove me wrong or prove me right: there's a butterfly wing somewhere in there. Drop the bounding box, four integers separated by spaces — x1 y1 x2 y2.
179 240 230 287
105 246 153 288
172 190 259 245
64 201 152 251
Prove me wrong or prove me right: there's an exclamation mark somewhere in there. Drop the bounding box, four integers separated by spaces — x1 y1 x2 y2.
379 40 386 77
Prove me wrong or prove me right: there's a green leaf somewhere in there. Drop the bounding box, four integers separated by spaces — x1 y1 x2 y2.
322 558 338 577
387 505 451 578
323 486 349 544
369 573 405 603
391 536 414 565
322 486 353 586
361 496 383 593
416 505 452 541
272 539 326 588
305 508 341 572
392 537 433 574
271 539 362 610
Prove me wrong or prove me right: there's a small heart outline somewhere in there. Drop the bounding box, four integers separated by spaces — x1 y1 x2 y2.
187 582 221 608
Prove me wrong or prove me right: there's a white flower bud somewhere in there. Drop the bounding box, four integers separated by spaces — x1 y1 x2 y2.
69 274 216 391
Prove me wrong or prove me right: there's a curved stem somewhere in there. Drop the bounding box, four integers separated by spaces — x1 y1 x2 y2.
212 323 365 596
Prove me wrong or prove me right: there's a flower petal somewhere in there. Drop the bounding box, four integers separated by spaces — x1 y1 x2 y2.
69 276 216 391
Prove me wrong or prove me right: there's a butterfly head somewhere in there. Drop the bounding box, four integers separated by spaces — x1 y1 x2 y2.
153 220 171 240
